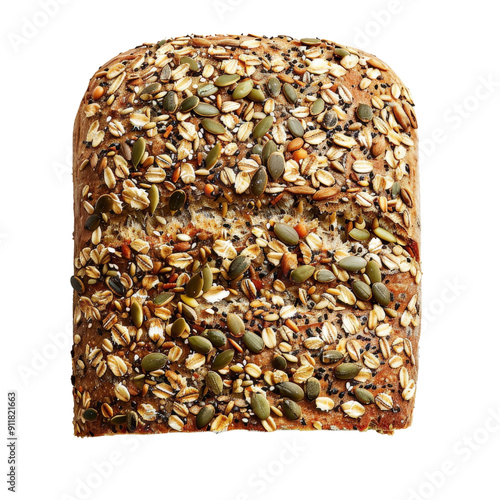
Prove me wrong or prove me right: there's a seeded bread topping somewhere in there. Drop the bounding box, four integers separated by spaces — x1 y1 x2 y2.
72 34 420 436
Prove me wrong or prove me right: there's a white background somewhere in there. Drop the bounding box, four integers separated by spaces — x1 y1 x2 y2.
1 0 499 499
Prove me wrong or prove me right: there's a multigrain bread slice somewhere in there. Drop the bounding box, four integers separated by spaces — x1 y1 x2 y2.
72 34 420 437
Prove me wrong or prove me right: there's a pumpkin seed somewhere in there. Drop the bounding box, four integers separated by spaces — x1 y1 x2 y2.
290 265 315 283
202 264 213 292
391 181 401 198
203 329 226 348
206 371 223 395
94 194 113 214
141 353 167 372
251 393 271 420
311 98 325 116
262 140 277 165
242 331 264 353
267 76 281 97
366 261 381 283
212 349 234 370
301 37 321 46
194 102 219 117
287 117 304 137
253 115 273 139
110 415 127 425
197 83 218 97
169 189 186 212
273 355 287 371
250 167 268 197
84 214 100 231
180 95 200 112
357 103 373 122
283 83 298 104
201 118 225 135
227 313 245 336
334 363 362 380
322 350 344 364
163 91 178 112
228 255 250 279
322 110 338 129
232 79 254 99
132 137 146 169
278 382 304 401
142 82 161 96
108 276 126 296
186 273 203 298
274 223 299 246
188 335 213 354
349 228 370 241
315 269 335 283
372 282 391 306
149 184 159 215
252 144 263 155
282 399 302 420
131 300 143 328
181 302 197 322
248 88 265 102
338 256 367 271
153 292 174 306
267 151 285 180
83 408 97 421
355 387 374 405
196 405 215 429
126 411 138 432
179 56 198 72
353 280 372 301
305 377 321 401
71 275 84 293
205 143 221 169
214 74 240 86
373 226 397 243
160 64 171 81
171 317 188 337
334 47 350 57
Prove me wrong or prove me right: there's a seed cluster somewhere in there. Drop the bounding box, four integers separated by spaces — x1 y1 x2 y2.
72 34 420 436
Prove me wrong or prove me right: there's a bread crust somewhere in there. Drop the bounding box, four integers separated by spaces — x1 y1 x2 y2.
72 35 420 436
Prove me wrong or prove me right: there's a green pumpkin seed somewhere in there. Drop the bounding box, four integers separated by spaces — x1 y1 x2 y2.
149 184 159 215
357 103 373 122
84 214 100 231
153 292 174 306
338 256 367 272
248 88 265 102
171 317 188 337
83 408 97 421
334 47 350 57
180 95 200 112
160 64 171 81
169 189 186 212
373 226 397 243
315 269 335 283
262 140 277 165
278 382 304 401
197 83 218 97
253 115 273 139
305 377 321 401
188 336 213 354
290 265 315 283
322 350 344 364
142 82 161 96
349 228 370 241
227 313 245 336
242 332 264 353
181 302 197 322
203 329 226 348
94 194 113 214
196 405 215 429
205 143 221 169
228 255 250 279
366 261 381 283
107 276 126 296
311 98 325 116
372 282 391 306
179 56 198 72
282 399 302 420
212 349 235 370
232 79 254 99
201 118 226 135
322 110 338 129
70 275 84 293
352 280 372 301
274 223 299 246
206 371 223 395
186 273 203 298
355 387 374 405
214 74 240 86
250 167 268 197
251 393 271 420
131 300 143 328
287 117 304 138
391 181 401 198
301 37 321 46
252 144 263 155
202 264 213 292
132 137 146 168
283 83 298 104
126 411 138 432
267 151 285 180
194 102 219 117
110 414 127 425
273 355 287 371
267 76 281 97
334 363 362 380
163 91 178 112
141 353 167 372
